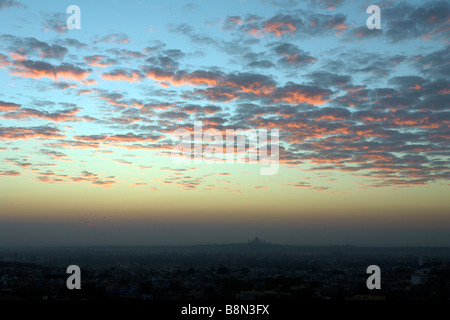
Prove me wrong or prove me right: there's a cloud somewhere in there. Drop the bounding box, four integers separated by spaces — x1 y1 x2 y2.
270 42 317 67
266 0 346 10
0 1 448 192
168 23 217 46
146 68 279 100
41 12 67 34
245 59 276 69
1 35 68 61
113 159 133 166
412 45 450 79
0 125 65 140
107 48 146 60
0 170 21 176
0 100 21 110
34 170 118 188
203 106 222 114
0 53 10 68
0 0 25 10
383 1 450 43
237 14 299 38
40 149 69 159
305 71 352 88
224 11 350 39
190 87 240 103
102 69 144 83
224 72 276 95
145 53 181 72
2 107 81 122
262 16 298 37
74 133 164 143
284 182 330 192
90 179 117 187
223 16 245 30
306 0 345 10
50 81 77 90
145 68 224 87
95 33 131 44
321 50 406 81
345 26 383 40
4 157 32 168
84 55 116 67
273 83 333 105
56 38 87 49
46 140 100 149
10 59 91 82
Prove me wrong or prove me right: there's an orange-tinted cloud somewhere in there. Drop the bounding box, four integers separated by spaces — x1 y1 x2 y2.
84 55 115 67
146 68 175 83
263 21 296 37
0 126 65 140
192 87 240 102
102 70 143 83
146 69 223 88
273 84 332 105
0 100 21 110
74 133 163 143
47 140 100 149
2 107 81 122
11 59 91 82
0 170 21 176
181 71 222 86
9 52 27 61
224 76 276 95
96 33 131 44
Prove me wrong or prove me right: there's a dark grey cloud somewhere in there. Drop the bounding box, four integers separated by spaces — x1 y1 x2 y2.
306 71 352 88
168 23 217 46
412 45 450 80
344 26 383 41
2 106 81 122
41 12 67 34
145 54 180 72
0 0 25 10
383 1 450 43
246 59 276 69
322 50 407 82
55 38 88 49
106 48 145 59
310 0 345 10
270 42 317 68
10 59 91 82
344 1 450 43
1 35 68 60
224 11 350 39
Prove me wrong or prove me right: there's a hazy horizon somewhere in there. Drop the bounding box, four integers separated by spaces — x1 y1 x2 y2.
1 216 450 247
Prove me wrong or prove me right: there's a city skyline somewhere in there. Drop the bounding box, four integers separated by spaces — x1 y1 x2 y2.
0 0 449 247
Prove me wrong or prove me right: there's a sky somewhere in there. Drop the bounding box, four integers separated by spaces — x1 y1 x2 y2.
0 0 449 247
